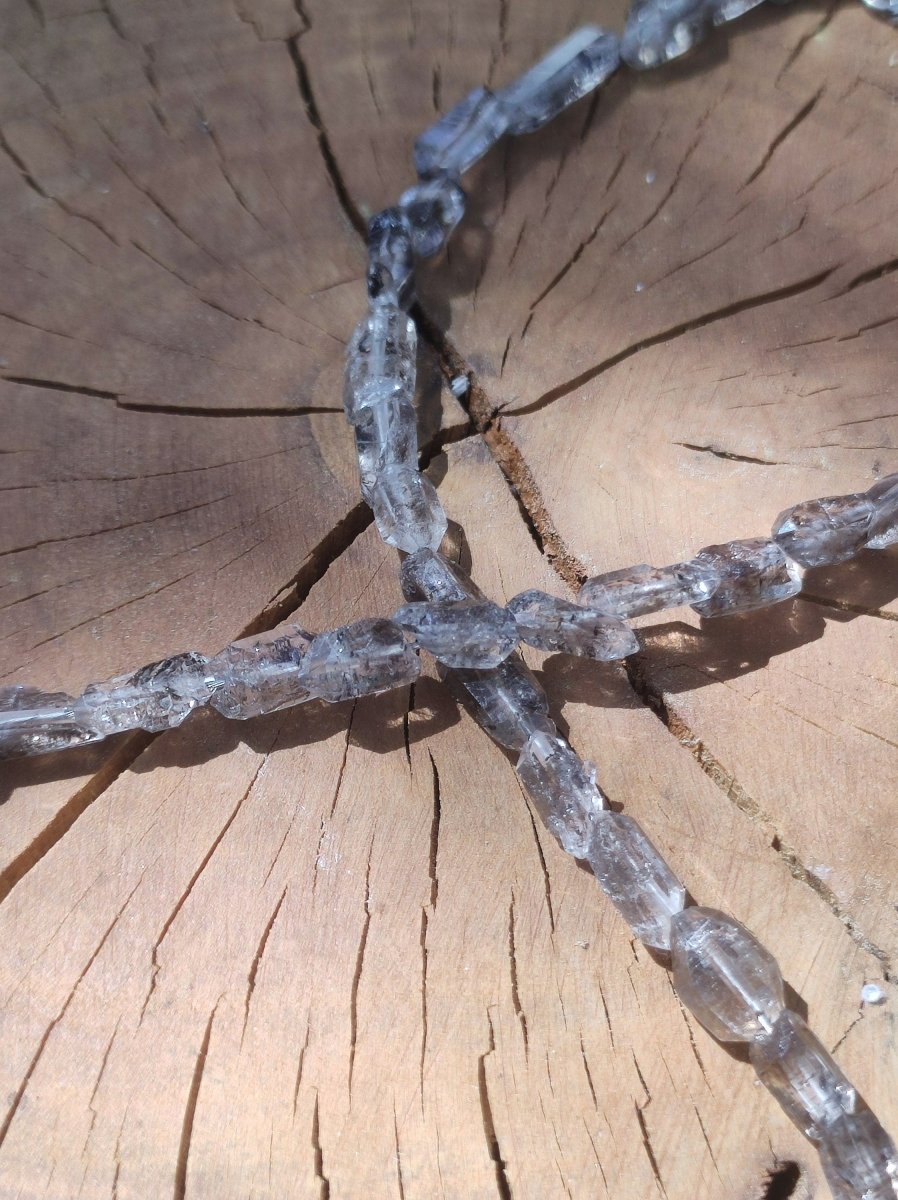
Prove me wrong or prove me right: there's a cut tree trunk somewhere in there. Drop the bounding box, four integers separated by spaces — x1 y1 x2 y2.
0 0 895 1197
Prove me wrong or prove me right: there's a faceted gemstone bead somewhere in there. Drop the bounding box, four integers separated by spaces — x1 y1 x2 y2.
861 0 898 15
393 600 519 668
578 559 719 618
343 304 417 424
400 547 486 604
750 1011 857 1140
621 0 709 69
80 652 217 735
498 26 621 135
516 731 608 857
451 654 555 751
0 685 101 757
866 473 898 549
507 589 638 659
772 493 875 568
414 86 509 178
369 466 448 553
300 619 420 703
398 174 466 258
354 396 418 500
586 813 686 950
209 625 313 720
691 539 803 618
709 0 765 22
819 1110 898 1200
366 208 414 308
670 907 786 1041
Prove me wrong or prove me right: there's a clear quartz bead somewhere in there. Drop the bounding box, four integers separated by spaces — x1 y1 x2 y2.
366 207 414 308
80 652 216 734
343 304 417 424
369 466 448 553
451 654 555 750
414 86 509 178
578 559 720 618
586 813 686 950
709 0 765 22
498 26 621 135
771 493 875 568
400 547 487 604
866 473 898 549
0 685 101 757
670 907 786 1041
506 589 638 658
691 539 803 617
750 1011 857 1140
819 1110 898 1200
621 0 709 69
354 396 418 500
861 0 898 15
516 730 608 857
398 174 466 258
393 600 519 668
300 619 419 703
208 625 313 720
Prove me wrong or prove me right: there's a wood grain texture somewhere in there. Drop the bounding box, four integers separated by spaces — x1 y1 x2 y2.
0 0 895 1197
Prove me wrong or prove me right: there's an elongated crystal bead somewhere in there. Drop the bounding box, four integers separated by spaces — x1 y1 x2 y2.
866 473 898 549
208 626 313 720
670 907 785 1041
691 539 803 617
0 685 101 758
80 652 216 734
343 304 417 424
451 655 556 750
709 0 765 22
621 0 708 69
586 813 686 949
861 0 898 16
771 493 875 568
369 466 448 552
393 600 519 668
398 175 466 258
366 208 414 308
819 1110 898 1200
507 589 638 658
750 1011 857 1140
579 559 719 617
300 619 419 703
354 396 418 500
400 547 487 604
414 86 509 178
498 26 621 135
516 730 608 857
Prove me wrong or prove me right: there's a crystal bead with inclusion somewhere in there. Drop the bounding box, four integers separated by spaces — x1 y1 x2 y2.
414 86 509 178
507 589 639 658
400 547 487 605
80 652 217 734
393 600 519 668
366 208 415 308
819 1110 898 1200
209 625 313 720
750 1011 857 1140
0 685 101 757
300 618 419 703
354 396 418 500
771 493 875 568
691 539 803 618
452 654 555 750
398 174 466 258
343 304 417 424
578 559 719 618
498 26 621 135
621 0 709 69
866 472 898 549
670 907 786 1041
586 813 686 950
516 730 608 857
369 466 448 553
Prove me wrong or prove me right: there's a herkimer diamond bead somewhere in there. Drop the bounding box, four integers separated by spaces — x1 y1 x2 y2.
344 304 417 424
861 0 898 16
691 539 803 617
414 86 509 178
578 559 719 618
516 730 608 857
709 0 765 24
506 589 638 659
300 619 419 703
750 1010 857 1140
400 547 487 604
819 1110 898 1200
866 472 898 549
771 493 875 568
393 600 519 669
209 625 313 720
354 396 418 500
586 813 686 950
498 26 621 135
451 653 555 750
621 0 709 69
0 685 101 758
670 907 786 1041
398 175 466 258
366 207 414 308
80 652 216 734
369 466 448 553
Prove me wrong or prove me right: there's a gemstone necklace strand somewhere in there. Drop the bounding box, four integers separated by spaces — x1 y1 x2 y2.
2 7 897 1197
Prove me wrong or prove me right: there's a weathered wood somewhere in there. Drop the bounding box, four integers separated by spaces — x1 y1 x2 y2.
1 0 895 1197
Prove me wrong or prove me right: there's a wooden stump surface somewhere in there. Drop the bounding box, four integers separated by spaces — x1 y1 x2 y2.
1 0 896 1196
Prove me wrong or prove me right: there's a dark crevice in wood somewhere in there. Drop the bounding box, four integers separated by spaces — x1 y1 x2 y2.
1 375 119 399
674 441 788 467
478 1011 513 1200
241 885 289 1046
347 841 373 1100
116 400 343 417
311 1093 331 1199
740 88 824 190
174 1004 218 1200
507 890 528 1052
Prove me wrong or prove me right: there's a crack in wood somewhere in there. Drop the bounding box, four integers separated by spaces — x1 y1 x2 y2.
173 1002 219 1200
